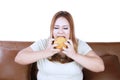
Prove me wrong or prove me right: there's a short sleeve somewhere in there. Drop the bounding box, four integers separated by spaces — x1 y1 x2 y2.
30 39 47 51
77 40 92 55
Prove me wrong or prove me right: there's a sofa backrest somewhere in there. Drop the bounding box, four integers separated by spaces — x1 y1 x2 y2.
88 42 120 63
0 41 33 80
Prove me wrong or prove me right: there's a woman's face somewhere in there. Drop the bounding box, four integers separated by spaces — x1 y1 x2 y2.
53 17 70 39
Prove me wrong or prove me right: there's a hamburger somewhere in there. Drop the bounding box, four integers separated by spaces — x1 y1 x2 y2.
54 37 67 50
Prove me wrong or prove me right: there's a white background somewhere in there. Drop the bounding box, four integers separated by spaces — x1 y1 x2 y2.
0 0 120 42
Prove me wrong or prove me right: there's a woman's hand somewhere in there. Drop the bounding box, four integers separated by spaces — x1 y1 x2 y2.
62 39 76 58
45 38 60 57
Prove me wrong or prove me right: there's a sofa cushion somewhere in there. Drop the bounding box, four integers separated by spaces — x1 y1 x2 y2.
83 55 120 80
0 48 31 80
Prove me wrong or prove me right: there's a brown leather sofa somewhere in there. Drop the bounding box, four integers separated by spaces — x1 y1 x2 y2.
0 41 120 80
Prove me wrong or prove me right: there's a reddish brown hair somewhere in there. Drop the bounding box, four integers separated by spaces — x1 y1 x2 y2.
50 11 78 52
49 11 78 63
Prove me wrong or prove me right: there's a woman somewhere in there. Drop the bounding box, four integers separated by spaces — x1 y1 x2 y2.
15 11 104 80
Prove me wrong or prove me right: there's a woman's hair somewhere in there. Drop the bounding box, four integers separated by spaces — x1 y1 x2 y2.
49 11 78 63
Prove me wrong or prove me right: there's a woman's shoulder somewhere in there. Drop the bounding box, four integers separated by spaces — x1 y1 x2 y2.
31 38 48 46
34 38 48 44
77 38 86 44
30 38 48 51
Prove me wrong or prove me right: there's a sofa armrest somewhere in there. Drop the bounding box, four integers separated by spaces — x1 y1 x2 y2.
83 55 120 80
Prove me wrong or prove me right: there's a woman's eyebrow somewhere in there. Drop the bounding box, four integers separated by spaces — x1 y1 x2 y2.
63 25 69 27
54 25 69 27
54 25 59 27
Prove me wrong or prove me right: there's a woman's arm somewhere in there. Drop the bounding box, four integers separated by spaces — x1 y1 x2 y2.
15 47 48 65
71 50 105 72
62 40 105 72
15 39 60 65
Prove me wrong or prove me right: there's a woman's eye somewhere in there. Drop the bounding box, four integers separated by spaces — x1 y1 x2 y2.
54 27 59 29
64 28 68 29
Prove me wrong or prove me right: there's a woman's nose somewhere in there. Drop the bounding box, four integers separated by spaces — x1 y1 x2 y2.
58 29 63 33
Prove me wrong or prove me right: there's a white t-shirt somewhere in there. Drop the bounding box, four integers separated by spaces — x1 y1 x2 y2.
30 39 92 80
